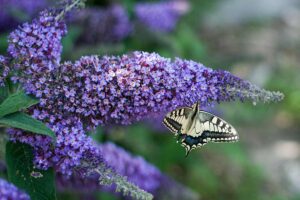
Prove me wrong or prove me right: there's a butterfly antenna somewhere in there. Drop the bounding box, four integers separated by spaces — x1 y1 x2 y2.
196 101 199 110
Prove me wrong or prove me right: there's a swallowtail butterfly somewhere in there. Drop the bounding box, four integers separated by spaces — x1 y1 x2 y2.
163 102 239 156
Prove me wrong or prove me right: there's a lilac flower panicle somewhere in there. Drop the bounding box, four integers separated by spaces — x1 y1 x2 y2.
56 142 158 199
5 0 283 194
57 142 199 199
8 115 102 176
8 48 283 176
12 50 283 130
72 5 132 44
100 142 161 193
7 9 67 100
135 1 189 32
56 142 161 193
0 178 30 200
8 10 67 73
6 2 104 176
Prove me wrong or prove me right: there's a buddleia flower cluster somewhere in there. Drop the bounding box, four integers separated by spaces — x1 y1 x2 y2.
7 0 283 176
11 51 283 128
57 142 199 200
2 0 284 199
0 178 30 200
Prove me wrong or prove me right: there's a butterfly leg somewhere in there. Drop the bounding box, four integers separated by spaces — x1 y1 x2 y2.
185 146 191 157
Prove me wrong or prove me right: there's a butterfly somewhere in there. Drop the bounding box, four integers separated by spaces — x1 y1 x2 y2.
163 102 239 156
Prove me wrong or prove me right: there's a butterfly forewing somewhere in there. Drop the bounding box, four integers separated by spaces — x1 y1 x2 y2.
163 107 192 134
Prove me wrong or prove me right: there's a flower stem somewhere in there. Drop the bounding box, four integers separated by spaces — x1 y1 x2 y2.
55 0 86 21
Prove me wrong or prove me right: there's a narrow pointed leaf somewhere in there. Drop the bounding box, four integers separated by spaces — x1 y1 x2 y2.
0 112 56 140
0 90 39 118
6 142 57 200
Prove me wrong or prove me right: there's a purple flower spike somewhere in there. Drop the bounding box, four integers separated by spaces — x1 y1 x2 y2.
100 142 161 194
8 115 102 176
56 142 199 200
11 50 283 129
135 1 190 32
0 178 30 200
5 2 283 196
8 10 67 73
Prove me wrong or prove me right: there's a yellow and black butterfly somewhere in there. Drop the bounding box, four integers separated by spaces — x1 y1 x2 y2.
163 102 239 156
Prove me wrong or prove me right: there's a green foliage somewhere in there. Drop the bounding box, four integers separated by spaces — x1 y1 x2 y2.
0 90 39 118
0 85 9 103
167 24 207 60
122 0 135 17
0 33 8 53
0 112 56 140
61 26 82 60
6 142 56 200
0 90 55 140
105 123 288 200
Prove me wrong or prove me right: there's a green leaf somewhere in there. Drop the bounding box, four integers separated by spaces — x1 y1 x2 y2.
123 0 135 18
0 33 8 51
0 112 56 140
0 85 9 103
0 90 39 118
61 25 82 57
6 142 57 200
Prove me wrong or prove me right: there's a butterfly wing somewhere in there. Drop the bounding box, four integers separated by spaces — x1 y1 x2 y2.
181 111 239 156
163 107 192 135
197 111 239 142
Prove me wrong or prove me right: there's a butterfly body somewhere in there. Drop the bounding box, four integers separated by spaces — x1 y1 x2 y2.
163 102 239 156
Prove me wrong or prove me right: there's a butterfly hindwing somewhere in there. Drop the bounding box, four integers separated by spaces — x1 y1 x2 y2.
163 107 192 135
197 111 239 143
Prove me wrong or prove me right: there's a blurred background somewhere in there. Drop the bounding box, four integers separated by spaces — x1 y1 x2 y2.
0 0 299 199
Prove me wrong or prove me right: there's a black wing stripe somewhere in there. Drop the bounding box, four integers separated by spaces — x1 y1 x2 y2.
170 108 189 118
163 117 182 133
166 117 182 130
164 107 192 134
221 123 227 130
